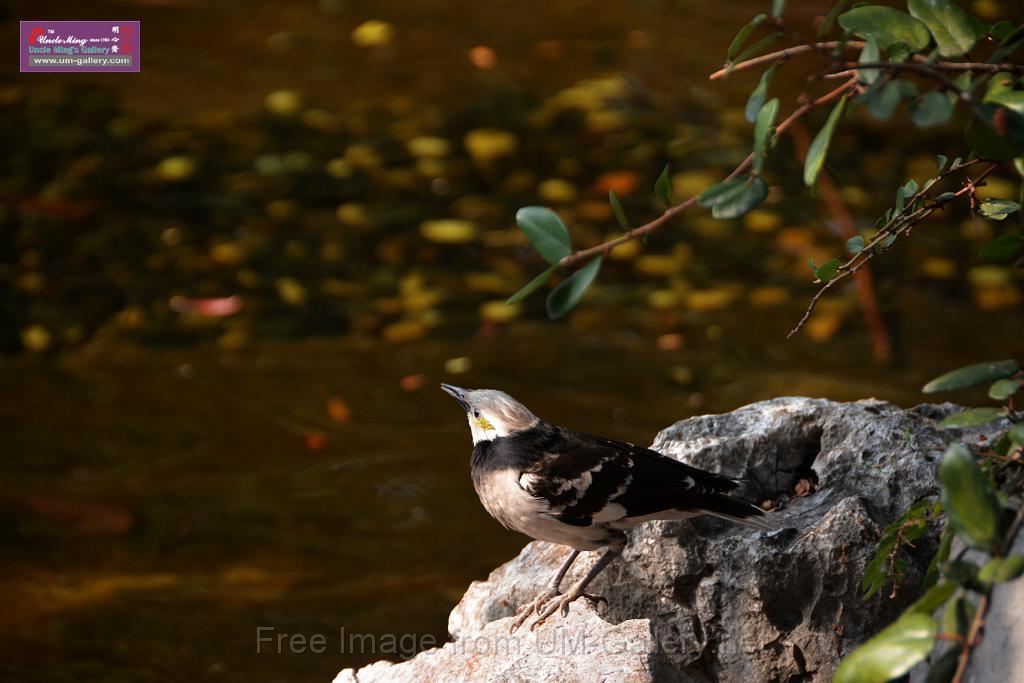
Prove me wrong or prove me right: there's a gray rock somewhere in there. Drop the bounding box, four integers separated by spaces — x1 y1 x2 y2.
962 530 1024 683
910 532 1024 683
339 397 997 682
334 602 685 683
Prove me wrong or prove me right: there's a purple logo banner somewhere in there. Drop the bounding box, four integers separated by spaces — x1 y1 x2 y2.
20 20 140 73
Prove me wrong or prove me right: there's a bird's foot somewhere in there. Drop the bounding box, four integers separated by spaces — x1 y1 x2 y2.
508 588 560 633
528 591 607 631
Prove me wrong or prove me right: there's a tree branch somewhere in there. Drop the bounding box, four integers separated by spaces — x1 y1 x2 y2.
709 41 864 80
557 76 861 269
711 40 1024 82
825 61 971 101
787 161 999 338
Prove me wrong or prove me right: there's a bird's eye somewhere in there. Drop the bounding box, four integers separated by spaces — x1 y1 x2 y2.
473 410 480 418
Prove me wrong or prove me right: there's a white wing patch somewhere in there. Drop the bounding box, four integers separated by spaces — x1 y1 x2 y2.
590 502 627 523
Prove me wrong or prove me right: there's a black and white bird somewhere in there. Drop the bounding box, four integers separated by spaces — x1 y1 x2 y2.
441 384 778 631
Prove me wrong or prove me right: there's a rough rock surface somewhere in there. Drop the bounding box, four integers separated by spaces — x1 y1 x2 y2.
333 604 682 683
338 397 992 682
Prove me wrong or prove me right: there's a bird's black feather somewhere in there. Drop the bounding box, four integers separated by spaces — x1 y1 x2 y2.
484 422 753 527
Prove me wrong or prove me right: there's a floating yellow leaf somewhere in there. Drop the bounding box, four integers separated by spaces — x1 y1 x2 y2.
420 219 478 244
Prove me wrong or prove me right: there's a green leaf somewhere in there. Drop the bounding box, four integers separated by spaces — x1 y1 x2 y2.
608 190 630 231
804 95 848 186
654 165 672 207
700 179 746 206
727 13 767 60
991 21 1016 42
980 232 1024 261
516 206 572 264
745 63 779 123
1010 422 1024 446
989 378 1023 400
939 442 1002 551
910 91 954 128
506 263 558 305
925 524 952 588
978 198 1021 220
863 79 918 121
771 0 786 19
978 555 1024 583
847 235 865 254
924 647 960 683
815 258 841 282
838 6 932 52
896 186 907 215
887 41 913 63
908 0 978 57
942 594 975 637
907 581 958 615
833 613 937 683
991 24 1024 63
819 0 850 38
753 98 779 174
939 407 1006 429
545 256 602 319
733 32 783 64
936 154 948 173
923 359 1021 393
993 432 1014 456
857 36 880 85
699 176 768 220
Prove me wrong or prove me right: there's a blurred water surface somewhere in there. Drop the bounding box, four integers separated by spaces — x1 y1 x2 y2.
2 0 1022 681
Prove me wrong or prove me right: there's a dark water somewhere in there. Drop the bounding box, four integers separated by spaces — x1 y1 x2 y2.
2 0 1022 681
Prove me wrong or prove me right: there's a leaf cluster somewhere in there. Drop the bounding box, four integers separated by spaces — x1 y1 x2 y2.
840 358 1024 682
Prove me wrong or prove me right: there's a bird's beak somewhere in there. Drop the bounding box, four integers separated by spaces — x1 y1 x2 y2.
440 383 470 411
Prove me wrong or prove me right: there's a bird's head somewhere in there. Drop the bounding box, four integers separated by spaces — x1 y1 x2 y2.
440 384 539 444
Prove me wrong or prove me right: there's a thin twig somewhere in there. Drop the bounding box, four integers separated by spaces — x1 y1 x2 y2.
557 77 860 269
825 61 971 101
788 162 999 337
951 593 988 683
950 504 1024 683
710 40 1024 82
709 41 864 80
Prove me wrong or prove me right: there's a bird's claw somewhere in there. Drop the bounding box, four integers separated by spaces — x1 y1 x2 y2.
528 591 607 630
508 588 559 633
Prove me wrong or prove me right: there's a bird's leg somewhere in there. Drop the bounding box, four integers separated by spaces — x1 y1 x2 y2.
508 549 580 633
530 548 620 630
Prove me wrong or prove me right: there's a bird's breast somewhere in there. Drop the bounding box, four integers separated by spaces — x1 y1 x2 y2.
471 463 613 551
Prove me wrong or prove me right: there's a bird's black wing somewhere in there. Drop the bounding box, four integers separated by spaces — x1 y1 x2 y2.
516 425 743 527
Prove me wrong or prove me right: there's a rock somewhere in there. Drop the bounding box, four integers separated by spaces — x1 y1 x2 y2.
911 532 1024 683
339 397 1000 682
960 530 1024 683
335 603 682 683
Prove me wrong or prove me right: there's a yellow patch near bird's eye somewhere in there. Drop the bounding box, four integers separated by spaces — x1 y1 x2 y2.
475 416 495 430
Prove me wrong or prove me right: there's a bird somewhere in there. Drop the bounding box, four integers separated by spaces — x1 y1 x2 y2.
440 383 779 632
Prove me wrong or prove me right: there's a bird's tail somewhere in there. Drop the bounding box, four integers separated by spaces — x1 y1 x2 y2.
693 494 780 532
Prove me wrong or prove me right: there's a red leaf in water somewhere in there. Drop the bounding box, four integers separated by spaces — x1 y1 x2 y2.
400 374 426 392
326 397 351 423
304 433 328 453
169 295 243 317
